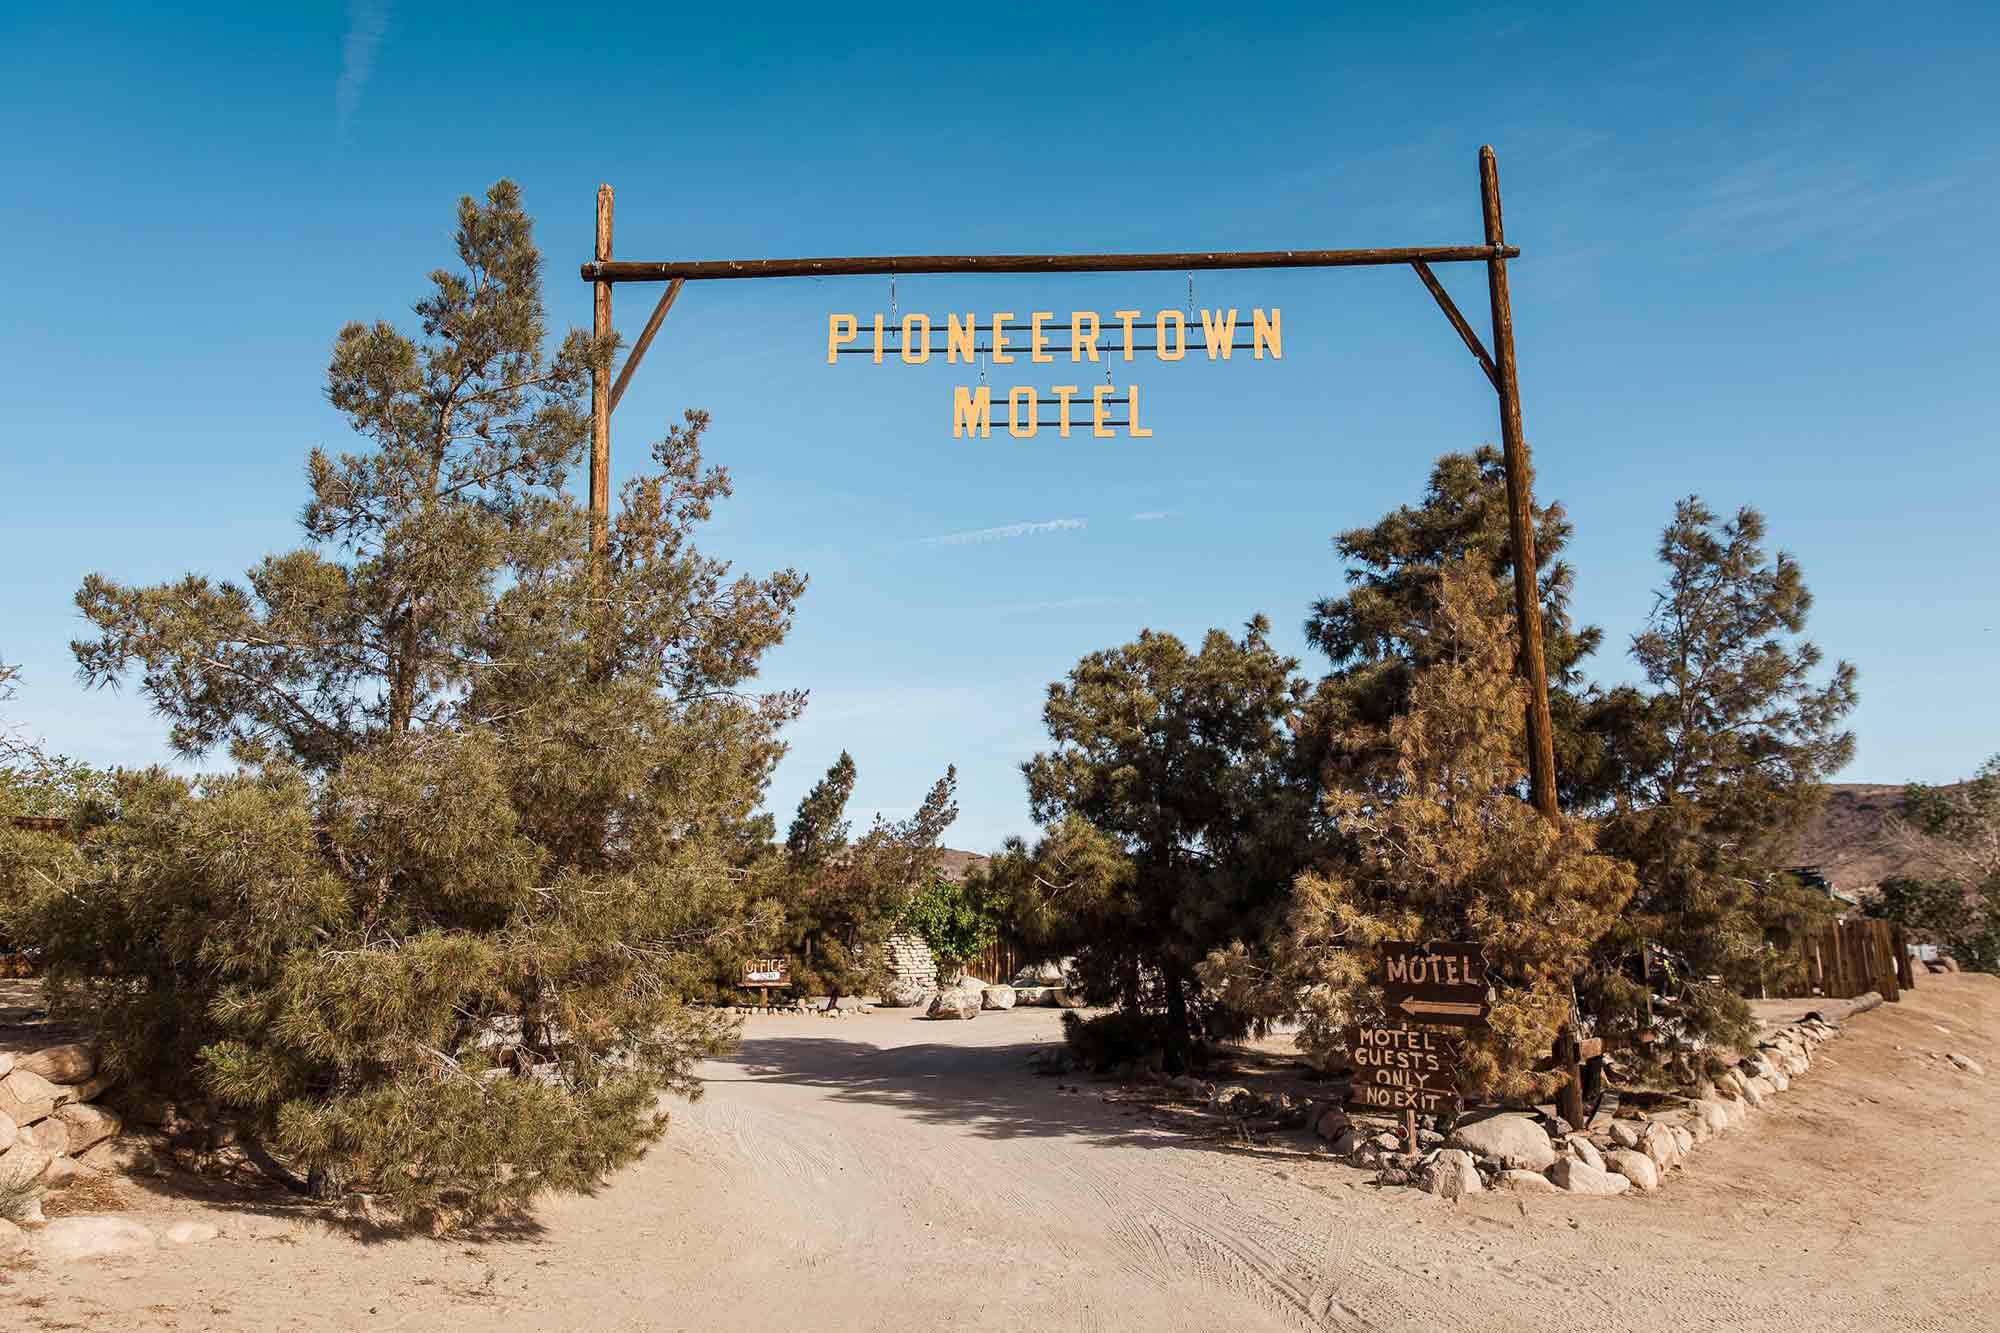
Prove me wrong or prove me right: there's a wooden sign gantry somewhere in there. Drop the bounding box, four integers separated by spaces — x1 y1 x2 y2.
581 147 1580 1109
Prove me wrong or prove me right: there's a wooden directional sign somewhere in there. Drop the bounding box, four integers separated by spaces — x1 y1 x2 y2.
741 958 791 987
1379 941 1491 1029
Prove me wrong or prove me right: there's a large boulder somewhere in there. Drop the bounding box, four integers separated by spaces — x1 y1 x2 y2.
1423 1149 1483 1200
1314 1108 1351 1142
1607 1120 1644 1150
981 985 1017 1011
16 1044 95 1085
1446 1114 1556 1172
37 1214 156 1262
1495 1168 1559 1193
880 977 931 1008
927 989 980 1020
15 1119 67 1154
1013 986 1052 1005
1014 962 1066 987
51 1104 122 1156
1693 1099 1731 1136
1603 1148 1660 1191
954 974 989 992
1550 1157 1631 1196
0 1069 63 1127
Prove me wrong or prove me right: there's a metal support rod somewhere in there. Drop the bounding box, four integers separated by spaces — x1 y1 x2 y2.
609 277 683 414
583 244 1517 284
1409 261 1499 390
590 185 614 560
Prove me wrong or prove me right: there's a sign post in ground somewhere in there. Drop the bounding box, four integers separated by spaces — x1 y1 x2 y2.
1351 941 1491 1149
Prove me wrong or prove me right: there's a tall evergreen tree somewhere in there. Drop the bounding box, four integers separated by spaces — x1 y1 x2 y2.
1304 446 1623 808
6 183 804 1228
1585 499 1858 1058
1003 618 1312 1062
1205 560 1635 1102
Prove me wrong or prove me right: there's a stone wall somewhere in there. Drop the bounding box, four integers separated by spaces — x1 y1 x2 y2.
0 1044 123 1223
881 931 939 1007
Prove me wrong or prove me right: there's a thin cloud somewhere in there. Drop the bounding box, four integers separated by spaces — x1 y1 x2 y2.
925 518 1084 547
335 0 389 133
1131 510 1176 522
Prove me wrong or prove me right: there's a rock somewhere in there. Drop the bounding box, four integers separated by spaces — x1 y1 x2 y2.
980 985 1017 1011
880 978 930 1008
17 1118 68 1153
37 1214 156 1262
1766 1068 1790 1092
17 1044 95 1085
1563 1134 1605 1171
1550 1157 1631 1195
954 974 989 991
1720 1095 1748 1127
1669 1126 1695 1157
1640 1122 1681 1170
0 1053 10 1079
926 990 980 1020
52 1104 122 1155
0 1110 14 1154
1369 1130 1402 1153
1013 986 1050 1005
78 1138 159 1176
1495 1168 1559 1192
1607 1120 1644 1151
1949 1053 1985 1076
1331 1127 1362 1156
1214 1086 1255 1112
1719 1068 1751 1098
1051 987 1087 1009
1015 962 1065 986
62 1071 117 1106
1743 1076 1775 1106
1423 1148 1483 1200
1784 1053 1809 1077
1446 1114 1556 1172
0 1141 55 1192
1314 1108 1350 1141
1693 1099 1731 1135
1603 1148 1660 1191
41 1154 84 1189
0 1069 63 1126
0 1216 26 1249
1743 1055 1775 1080
162 1220 220 1245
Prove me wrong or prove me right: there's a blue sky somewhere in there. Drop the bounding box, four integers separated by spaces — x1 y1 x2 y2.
3 2 1996 850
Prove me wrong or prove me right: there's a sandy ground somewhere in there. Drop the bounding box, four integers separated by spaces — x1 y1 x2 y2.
6 975 1997 1332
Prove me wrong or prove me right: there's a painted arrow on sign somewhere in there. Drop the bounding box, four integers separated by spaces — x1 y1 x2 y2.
1394 995 1487 1022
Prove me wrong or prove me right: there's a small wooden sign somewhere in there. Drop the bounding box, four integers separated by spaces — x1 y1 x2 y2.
1346 1081 1461 1117
1379 941 1490 1028
741 958 791 987
1346 1023 1462 1116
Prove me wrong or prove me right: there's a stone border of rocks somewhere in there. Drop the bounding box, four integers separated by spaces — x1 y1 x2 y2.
1308 1009 1854 1198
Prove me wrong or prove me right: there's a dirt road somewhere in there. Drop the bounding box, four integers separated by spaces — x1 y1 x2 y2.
8 975 1997 1331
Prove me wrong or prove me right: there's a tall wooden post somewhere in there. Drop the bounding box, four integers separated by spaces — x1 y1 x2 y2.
1481 147 1582 1129
591 184 614 561
1479 147 1559 821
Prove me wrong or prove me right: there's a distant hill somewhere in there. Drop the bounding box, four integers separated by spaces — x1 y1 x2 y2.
935 848 990 882
1784 782 1956 897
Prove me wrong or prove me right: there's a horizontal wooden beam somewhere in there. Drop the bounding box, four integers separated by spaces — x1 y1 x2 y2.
581 244 1520 284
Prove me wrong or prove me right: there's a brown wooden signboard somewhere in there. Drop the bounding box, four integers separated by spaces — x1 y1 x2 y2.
1346 1023 1462 1117
1379 941 1491 1028
740 958 790 988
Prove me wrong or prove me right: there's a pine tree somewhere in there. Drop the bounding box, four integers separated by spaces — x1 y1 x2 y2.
1304 446 1624 808
1007 618 1313 1062
1585 499 1858 1060
7 183 804 1228
778 754 959 1004
1203 560 1636 1102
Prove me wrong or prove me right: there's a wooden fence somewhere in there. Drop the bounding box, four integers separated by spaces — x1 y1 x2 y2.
967 934 1027 987
1799 918 1913 1002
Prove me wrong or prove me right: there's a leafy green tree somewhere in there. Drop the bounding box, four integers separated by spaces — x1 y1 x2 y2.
1002 617 1312 1064
778 753 959 1004
1585 499 1858 1058
900 872 998 979
1204 560 1635 1102
1868 877 2000 973
4 182 804 1229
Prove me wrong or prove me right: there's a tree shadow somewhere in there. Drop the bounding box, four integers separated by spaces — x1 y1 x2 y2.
710 1027 1336 1167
